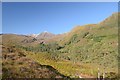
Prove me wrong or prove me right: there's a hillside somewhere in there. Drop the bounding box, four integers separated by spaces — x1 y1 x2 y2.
2 45 69 78
56 13 118 71
1 12 119 79
1 34 39 47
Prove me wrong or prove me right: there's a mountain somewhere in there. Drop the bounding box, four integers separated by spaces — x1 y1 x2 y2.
44 33 68 43
55 12 118 71
59 13 118 57
28 34 39 38
36 31 55 40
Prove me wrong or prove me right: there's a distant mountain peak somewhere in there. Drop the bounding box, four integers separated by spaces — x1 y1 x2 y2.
36 31 55 40
28 34 39 38
28 31 55 40
43 31 48 33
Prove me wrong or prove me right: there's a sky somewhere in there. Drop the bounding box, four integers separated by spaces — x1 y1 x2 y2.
2 2 118 35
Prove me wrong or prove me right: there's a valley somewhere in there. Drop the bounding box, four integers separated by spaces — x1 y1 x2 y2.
1 12 119 79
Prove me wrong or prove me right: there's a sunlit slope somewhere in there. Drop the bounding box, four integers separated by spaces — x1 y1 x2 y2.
99 12 118 27
59 13 118 45
56 13 118 70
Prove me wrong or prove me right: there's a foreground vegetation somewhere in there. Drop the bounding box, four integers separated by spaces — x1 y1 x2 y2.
2 46 69 78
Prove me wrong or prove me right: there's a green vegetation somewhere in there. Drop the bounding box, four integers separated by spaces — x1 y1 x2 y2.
26 52 98 78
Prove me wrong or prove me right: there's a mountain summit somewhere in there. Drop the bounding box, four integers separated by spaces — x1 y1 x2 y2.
28 34 39 38
36 31 55 40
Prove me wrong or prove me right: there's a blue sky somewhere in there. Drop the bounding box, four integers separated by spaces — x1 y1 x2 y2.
2 2 118 34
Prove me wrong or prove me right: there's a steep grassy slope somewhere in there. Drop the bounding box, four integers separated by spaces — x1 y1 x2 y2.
56 13 118 71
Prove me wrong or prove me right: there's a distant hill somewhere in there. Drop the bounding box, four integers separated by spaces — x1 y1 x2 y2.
1 34 39 47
